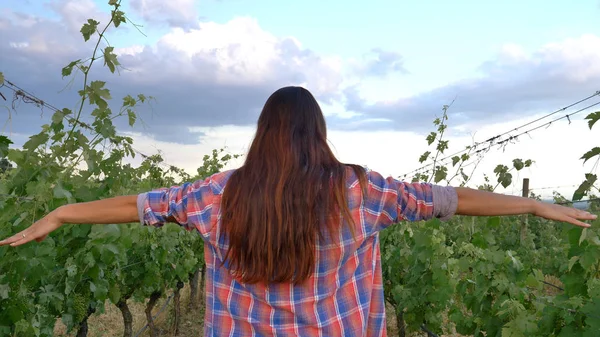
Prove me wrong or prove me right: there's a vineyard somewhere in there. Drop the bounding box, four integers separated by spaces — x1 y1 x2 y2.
1 2 600 337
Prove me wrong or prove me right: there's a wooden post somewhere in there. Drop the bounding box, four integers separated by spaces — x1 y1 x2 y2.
520 178 530 245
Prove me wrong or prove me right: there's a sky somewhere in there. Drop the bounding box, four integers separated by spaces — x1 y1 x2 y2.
1 0 600 200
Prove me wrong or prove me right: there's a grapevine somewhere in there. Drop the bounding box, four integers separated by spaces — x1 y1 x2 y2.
0 2 233 336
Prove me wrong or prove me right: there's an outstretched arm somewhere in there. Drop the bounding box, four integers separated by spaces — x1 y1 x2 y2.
0 175 217 247
455 187 596 228
0 195 139 247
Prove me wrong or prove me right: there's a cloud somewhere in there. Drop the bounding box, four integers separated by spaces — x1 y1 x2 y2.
3 0 600 155
0 2 345 144
129 0 199 30
341 34 600 132
352 48 408 77
47 0 108 32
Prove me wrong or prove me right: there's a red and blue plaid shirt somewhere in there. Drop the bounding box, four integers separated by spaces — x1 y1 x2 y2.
138 167 456 336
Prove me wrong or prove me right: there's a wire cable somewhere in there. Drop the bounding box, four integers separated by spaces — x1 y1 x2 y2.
400 91 600 178
1 77 180 170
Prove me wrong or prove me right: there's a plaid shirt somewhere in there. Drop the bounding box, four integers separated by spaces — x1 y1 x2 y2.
138 167 456 336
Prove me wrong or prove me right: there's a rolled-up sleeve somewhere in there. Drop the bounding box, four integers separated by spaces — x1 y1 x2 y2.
431 185 458 221
365 170 457 233
137 176 215 240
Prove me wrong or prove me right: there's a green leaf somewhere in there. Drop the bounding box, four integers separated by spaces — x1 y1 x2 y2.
12 212 29 227
51 109 67 124
512 158 524 171
487 217 500 227
579 227 588 245
108 0 118 5
568 256 579 271
0 135 13 157
80 19 100 42
426 132 437 145
90 282 108 301
53 183 74 203
0 72 4 85
494 164 508 174
127 109 136 127
112 10 126 27
123 95 136 107
419 151 431 163
86 81 112 109
573 173 597 201
108 284 121 304
22 132 49 151
89 81 111 100
103 46 120 73
499 172 512 188
61 60 80 77
436 140 449 153
452 156 460 166
584 111 600 130
581 147 600 164
433 166 447 183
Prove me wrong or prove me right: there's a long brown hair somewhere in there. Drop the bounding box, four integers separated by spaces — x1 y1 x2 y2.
221 86 367 284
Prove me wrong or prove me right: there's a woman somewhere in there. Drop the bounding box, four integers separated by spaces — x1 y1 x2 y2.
0 86 596 336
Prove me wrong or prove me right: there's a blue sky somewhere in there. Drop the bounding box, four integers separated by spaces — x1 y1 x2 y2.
135 0 599 92
1 0 600 196
10 0 599 93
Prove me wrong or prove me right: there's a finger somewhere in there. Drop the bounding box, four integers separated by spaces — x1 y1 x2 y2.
3 226 41 247
563 216 591 228
574 210 597 220
9 233 39 247
0 230 32 246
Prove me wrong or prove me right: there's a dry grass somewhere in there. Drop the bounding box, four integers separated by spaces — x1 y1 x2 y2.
50 284 484 337
384 302 467 337
53 284 204 337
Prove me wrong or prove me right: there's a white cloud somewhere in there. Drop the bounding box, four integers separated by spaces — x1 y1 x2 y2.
129 0 198 29
47 0 107 32
0 5 346 143
124 17 344 95
344 34 600 133
348 48 408 78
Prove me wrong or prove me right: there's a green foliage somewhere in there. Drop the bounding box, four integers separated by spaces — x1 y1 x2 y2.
389 97 599 337
0 135 12 157
80 19 100 42
381 212 600 336
381 220 458 333
581 147 600 164
585 111 600 130
412 103 533 191
0 3 234 336
574 174 598 201
573 110 600 201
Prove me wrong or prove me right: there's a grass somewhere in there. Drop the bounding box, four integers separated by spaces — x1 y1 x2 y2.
51 284 412 337
53 284 204 337
51 276 564 337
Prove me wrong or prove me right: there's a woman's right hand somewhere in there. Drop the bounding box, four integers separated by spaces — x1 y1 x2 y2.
0 210 64 247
